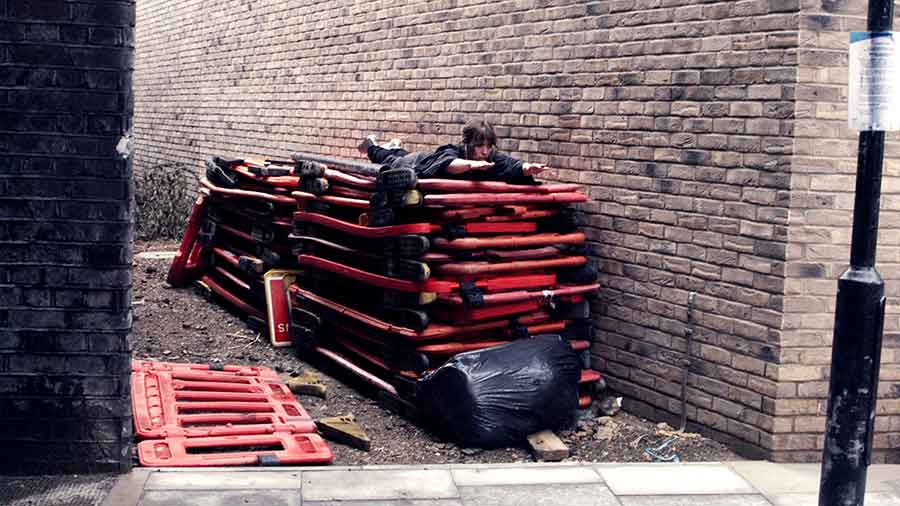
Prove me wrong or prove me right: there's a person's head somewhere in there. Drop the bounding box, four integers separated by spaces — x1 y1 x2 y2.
461 119 497 161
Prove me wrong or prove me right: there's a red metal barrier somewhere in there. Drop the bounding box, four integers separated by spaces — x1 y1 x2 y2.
436 255 587 276
433 232 586 250
297 254 456 293
293 211 439 237
232 164 301 188
329 184 375 200
167 193 209 287
199 274 266 320
466 273 557 292
416 179 582 194
138 432 332 467
293 190 371 209
290 285 545 341
423 191 587 207
484 209 558 221
313 346 400 394
434 294 585 323
329 334 419 379
131 360 281 381
460 221 536 234
570 339 590 352
438 283 600 306
580 369 602 384
324 168 377 190
132 368 316 439
201 177 297 206
513 321 568 337
484 247 562 261
435 207 496 221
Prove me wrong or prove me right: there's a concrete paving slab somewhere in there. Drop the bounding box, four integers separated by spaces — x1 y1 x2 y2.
729 462 899 495
868 465 900 493
304 501 463 506
144 471 301 490
138 490 300 506
452 466 602 487
598 464 756 495
301 469 457 501
457 484 619 506
102 469 151 506
618 495 773 506
769 492 900 506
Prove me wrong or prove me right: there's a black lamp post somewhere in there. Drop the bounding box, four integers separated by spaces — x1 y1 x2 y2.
817 2 893 505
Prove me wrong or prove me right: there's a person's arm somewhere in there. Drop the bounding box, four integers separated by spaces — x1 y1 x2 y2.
488 152 550 183
445 158 495 174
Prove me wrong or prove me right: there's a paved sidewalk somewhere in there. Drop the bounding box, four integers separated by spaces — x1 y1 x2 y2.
103 462 900 506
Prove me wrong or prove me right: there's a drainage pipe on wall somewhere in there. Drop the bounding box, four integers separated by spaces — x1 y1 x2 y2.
678 291 696 432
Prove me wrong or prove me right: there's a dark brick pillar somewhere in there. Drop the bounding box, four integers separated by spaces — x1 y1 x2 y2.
0 0 135 474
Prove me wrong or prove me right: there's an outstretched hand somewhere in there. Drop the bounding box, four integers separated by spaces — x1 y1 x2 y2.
523 162 549 176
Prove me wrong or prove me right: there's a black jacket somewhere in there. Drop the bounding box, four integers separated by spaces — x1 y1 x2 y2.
412 144 536 184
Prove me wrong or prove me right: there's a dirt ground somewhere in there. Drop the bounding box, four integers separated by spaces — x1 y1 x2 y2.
131 239 742 465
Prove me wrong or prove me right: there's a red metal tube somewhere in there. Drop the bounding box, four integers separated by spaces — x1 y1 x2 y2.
433 232 585 250
167 193 209 287
293 211 440 237
314 346 400 394
297 254 455 293
324 168 377 190
200 274 266 320
423 191 587 207
292 190 371 209
438 283 599 306
200 177 297 205
416 179 582 194
436 255 586 276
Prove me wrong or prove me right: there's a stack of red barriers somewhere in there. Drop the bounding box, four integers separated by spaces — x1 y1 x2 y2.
166 156 300 330
287 152 602 411
131 359 332 467
167 152 603 418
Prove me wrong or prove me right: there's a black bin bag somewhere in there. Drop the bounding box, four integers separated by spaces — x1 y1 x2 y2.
417 335 581 448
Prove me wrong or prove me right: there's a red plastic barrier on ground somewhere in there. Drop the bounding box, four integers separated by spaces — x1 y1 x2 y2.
137 432 332 467
132 368 316 439
131 359 329 467
131 360 281 381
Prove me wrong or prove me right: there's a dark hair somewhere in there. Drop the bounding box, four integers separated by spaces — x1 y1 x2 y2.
461 119 497 158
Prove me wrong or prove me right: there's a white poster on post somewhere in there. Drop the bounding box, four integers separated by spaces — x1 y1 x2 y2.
848 32 900 131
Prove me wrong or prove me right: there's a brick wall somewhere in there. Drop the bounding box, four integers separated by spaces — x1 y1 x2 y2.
133 0 898 462
0 0 135 473
777 0 900 462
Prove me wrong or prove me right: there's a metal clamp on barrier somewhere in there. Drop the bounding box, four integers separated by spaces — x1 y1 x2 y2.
250 226 274 244
291 325 319 356
198 221 217 246
205 157 240 188
442 223 468 239
539 207 581 233
390 374 420 401
257 247 281 267
294 160 326 178
382 347 429 374
459 281 485 308
510 323 530 339
247 165 292 177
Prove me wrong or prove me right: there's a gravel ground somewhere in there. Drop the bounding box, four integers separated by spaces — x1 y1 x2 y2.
131 240 742 465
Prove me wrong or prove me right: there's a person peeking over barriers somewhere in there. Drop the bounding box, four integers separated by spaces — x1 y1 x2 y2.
358 119 549 185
